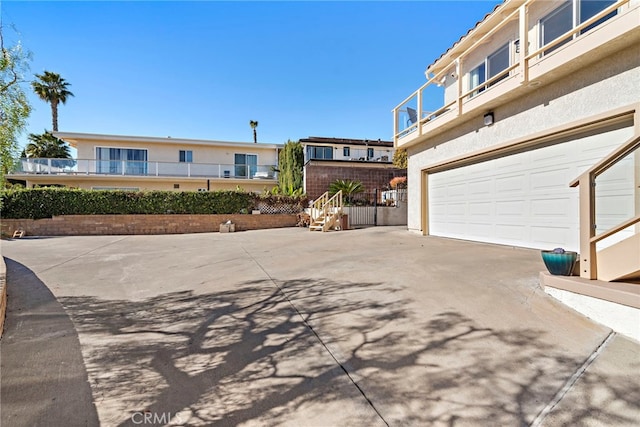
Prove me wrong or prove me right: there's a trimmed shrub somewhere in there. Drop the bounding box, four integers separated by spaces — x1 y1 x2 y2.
0 188 255 219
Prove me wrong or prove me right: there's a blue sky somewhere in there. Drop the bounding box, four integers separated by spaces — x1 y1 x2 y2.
3 0 501 149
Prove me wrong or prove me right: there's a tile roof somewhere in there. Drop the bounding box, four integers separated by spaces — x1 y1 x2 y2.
426 0 509 72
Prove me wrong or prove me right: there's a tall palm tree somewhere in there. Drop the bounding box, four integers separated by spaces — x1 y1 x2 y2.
32 71 74 131
249 120 258 143
25 131 71 159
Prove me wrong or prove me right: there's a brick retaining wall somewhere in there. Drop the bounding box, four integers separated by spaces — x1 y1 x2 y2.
1 214 298 237
304 162 406 200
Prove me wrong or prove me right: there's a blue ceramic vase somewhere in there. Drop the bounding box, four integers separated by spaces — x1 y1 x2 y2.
541 250 577 276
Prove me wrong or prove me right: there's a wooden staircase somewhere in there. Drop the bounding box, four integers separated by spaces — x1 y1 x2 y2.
309 191 343 232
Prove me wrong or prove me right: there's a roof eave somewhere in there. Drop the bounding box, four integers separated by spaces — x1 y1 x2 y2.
426 0 523 76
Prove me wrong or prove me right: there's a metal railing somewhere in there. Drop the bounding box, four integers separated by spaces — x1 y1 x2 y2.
392 0 632 143
13 158 278 180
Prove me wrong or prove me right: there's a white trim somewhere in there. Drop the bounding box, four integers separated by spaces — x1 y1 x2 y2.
54 132 282 150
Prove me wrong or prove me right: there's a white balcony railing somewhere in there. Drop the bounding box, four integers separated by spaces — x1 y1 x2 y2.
393 0 635 144
13 158 278 180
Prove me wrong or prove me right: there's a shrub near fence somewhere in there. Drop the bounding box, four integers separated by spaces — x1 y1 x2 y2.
0 188 307 219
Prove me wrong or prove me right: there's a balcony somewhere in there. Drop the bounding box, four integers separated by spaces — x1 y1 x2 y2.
393 0 639 147
12 158 278 180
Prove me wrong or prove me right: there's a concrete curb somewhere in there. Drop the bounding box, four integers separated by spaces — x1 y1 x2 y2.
0 256 6 338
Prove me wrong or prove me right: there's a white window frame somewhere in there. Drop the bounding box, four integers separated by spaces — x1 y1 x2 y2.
95 146 148 175
468 41 512 98
539 0 618 56
306 145 333 160
179 150 193 163
234 153 258 178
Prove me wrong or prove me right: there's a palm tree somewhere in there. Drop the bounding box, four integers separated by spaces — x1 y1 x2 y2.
32 71 74 131
329 179 364 204
249 120 258 143
25 131 71 159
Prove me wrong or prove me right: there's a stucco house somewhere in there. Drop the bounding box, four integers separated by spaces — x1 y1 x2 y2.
300 136 405 200
393 0 639 337
11 132 281 192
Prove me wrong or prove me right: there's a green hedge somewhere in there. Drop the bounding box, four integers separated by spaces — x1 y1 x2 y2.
0 188 256 219
0 188 309 219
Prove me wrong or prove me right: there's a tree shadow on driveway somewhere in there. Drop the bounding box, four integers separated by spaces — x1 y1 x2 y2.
53 276 640 426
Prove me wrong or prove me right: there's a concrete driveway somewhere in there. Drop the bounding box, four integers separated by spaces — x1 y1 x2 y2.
2 227 639 426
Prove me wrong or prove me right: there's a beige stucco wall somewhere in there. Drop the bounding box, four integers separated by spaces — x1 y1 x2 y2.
22 176 277 193
74 139 278 166
407 43 640 232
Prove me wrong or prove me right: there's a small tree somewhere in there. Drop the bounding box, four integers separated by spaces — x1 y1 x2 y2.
1 26 32 188
392 148 407 169
277 140 304 195
329 179 364 204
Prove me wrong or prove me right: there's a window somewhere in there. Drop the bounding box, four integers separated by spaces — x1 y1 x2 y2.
343 147 350 157
234 153 257 178
179 150 193 163
540 0 617 55
580 0 616 34
306 145 333 160
540 0 573 55
367 148 374 160
96 147 147 175
469 42 510 98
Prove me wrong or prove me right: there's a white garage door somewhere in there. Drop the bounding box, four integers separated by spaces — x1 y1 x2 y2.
429 126 636 251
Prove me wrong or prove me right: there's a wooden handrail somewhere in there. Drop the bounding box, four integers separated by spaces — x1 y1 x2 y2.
571 131 639 279
394 0 632 145
459 63 520 101
570 134 640 187
591 215 640 244
526 0 630 61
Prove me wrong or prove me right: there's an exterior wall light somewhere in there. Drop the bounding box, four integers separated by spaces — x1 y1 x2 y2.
484 112 494 126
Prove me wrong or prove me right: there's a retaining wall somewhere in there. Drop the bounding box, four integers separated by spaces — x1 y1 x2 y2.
0 257 6 338
1 214 298 237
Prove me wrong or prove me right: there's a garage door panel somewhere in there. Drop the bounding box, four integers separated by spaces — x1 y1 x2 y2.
468 222 494 237
530 144 567 163
530 168 571 191
447 183 467 197
495 174 526 193
495 200 526 216
531 198 572 216
530 226 574 249
446 202 467 217
469 201 492 215
469 179 493 196
495 224 527 241
428 125 635 250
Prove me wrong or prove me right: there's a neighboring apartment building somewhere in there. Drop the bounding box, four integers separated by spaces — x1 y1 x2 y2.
300 136 405 200
11 132 281 192
393 0 639 335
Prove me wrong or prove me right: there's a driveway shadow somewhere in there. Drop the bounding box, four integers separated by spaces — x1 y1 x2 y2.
1 258 99 427
54 277 639 426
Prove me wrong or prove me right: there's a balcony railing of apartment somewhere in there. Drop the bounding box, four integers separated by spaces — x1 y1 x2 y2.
393 0 635 144
306 148 392 162
13 158 278 180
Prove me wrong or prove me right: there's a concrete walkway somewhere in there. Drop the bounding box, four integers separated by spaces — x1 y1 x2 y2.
1 227 639 426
